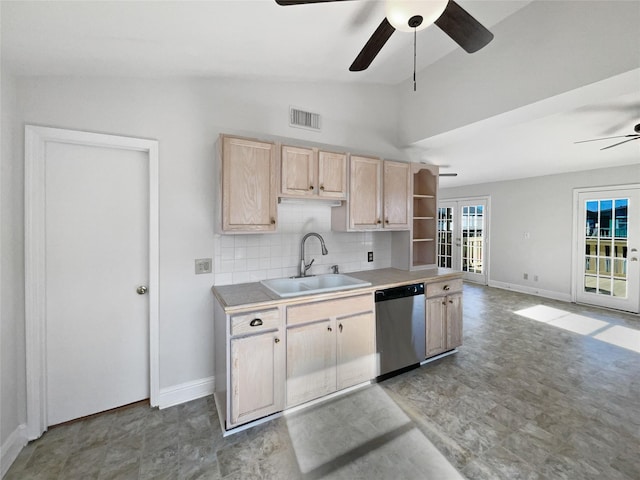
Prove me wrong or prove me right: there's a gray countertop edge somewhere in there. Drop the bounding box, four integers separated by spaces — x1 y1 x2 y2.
212 267 463 313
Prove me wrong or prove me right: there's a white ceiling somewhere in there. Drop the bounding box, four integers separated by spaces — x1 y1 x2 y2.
1 0 533 84
2 0 639 187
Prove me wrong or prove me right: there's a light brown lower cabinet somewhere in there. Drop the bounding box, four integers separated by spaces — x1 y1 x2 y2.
230 329 285 426
426 292 463 358
286 293 375 407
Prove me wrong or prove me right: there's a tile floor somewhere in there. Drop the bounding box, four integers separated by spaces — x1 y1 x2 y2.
5 283 640 479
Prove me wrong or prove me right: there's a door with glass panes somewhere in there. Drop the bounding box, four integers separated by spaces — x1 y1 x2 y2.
575 188 639 313
438 198 488 284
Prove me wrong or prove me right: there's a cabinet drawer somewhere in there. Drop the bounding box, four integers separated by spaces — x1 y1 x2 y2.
231 308 280 336
426 279 462 297
287 294 373 326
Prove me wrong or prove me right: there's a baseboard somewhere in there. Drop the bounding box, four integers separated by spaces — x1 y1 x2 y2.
157 376 215 409
488 280 571 303
1 424 28 478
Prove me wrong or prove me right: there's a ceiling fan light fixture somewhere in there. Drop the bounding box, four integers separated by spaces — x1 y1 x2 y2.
385 0 449 32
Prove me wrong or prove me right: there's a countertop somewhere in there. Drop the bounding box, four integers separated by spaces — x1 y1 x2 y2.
212 267 462 312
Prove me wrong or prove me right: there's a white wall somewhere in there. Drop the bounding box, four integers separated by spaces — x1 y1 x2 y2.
398 1 640 145
1 70 28 472
440 164 640 299
10 76 401 395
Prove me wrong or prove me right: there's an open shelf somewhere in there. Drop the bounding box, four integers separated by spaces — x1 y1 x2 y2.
411 166 438 269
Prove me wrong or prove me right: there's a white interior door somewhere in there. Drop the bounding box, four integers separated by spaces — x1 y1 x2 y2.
438 198 489 284
45 141 150 425
575 188 639 313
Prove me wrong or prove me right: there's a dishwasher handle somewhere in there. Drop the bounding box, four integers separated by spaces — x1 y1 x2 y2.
375 283 424 302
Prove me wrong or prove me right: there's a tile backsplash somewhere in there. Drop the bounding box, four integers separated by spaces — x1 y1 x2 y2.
213 202 392 285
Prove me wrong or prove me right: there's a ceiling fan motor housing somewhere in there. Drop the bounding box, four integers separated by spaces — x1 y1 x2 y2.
385 0 448 32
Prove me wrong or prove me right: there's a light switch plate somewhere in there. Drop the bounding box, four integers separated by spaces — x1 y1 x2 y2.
195 258 212 275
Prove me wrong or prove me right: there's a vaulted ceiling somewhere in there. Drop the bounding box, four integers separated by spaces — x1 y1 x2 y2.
2 1 639 186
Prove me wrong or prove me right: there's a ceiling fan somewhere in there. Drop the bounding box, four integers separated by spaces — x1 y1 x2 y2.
275 0 494 73
574 123 640 150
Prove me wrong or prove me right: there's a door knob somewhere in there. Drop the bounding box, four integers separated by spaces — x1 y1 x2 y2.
136 285 148 295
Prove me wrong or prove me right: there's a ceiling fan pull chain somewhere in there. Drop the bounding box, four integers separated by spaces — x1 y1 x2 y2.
413 27 417 91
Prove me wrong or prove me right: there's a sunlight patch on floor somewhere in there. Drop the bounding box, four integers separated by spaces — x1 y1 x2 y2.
513 305 570 323
284 384 464 479
594 325 640 353
514 305 639 353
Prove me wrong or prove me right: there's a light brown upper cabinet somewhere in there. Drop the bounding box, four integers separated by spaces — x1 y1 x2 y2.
348 155 383 230
219 135 278 232
382 160 411 230
280 145 347 200
332 156 410 231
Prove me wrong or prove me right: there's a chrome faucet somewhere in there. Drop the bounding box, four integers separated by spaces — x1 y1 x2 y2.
299 232 328 277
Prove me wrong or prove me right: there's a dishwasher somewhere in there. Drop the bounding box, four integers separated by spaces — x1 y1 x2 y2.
375 283 425 379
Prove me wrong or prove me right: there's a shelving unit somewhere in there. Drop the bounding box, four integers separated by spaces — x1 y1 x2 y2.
411 165 438 269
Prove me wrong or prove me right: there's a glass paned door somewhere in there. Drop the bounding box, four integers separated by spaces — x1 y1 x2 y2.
577 188 639 313
437 205 453 268
438 198 488 284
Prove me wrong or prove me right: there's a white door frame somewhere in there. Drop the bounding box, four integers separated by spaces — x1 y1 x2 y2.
439 196 490 285
25 125 159 439
571 184 640 312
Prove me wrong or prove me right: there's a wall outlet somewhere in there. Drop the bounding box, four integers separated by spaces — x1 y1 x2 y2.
195 258 212 274
367 251 374 262
523 273 528 280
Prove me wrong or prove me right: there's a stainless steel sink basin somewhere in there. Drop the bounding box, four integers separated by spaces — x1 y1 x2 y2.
260 274 371 298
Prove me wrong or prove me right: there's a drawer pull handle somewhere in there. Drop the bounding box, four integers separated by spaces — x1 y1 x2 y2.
274 337 280 344
249 318 263 327
443 285 450 291
327 326 332 332
449 300 453 304
442 301 446 305
339 323 343 333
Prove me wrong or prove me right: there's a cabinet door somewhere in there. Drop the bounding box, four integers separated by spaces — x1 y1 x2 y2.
281 145 316 197
349 156 382 230
383 161 411 229
318 151 347 199
446 293 463 349
222 136 277 232
230 330 284 426
336 312 375 391
425 297 447 357
286 320 336 407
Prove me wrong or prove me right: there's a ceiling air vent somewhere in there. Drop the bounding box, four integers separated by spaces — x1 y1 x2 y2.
290 107 321 131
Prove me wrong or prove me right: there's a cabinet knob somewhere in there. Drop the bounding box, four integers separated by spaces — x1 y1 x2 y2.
449 300 453 304
443 285 450 291
442 301 446 305
309 185 314 190
385 219 389 224
270 218 276 225
377 219 382 224
274 337 280 344
249 318 263 327
327 326 332 332
320 185 325 191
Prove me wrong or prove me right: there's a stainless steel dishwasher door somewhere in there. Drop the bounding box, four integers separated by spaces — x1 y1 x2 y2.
375 284 425 378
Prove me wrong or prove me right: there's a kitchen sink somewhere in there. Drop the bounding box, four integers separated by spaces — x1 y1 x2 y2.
260 274 372 298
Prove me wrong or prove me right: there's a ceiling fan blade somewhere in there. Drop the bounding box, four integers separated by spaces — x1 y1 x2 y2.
275 0 351 5
349 18 396 72
434 0 494 53
574 134 638 144
600 136 640 150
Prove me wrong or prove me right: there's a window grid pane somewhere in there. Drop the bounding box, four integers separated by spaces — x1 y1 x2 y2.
583 198 628 299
